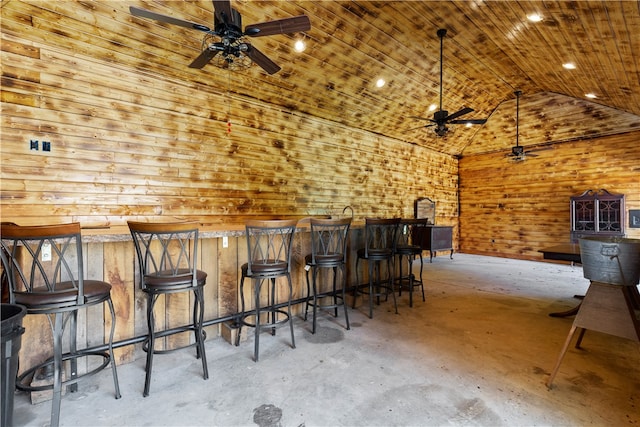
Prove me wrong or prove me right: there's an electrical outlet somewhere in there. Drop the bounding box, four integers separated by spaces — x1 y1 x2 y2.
42 141 51 152
30 140 39 150
222 236 229 248
41 242 52 261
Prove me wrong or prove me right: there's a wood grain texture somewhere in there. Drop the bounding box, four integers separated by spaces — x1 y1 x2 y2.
1 1 638 254
102 241 135 363
1 0 639 374
459 131 640 260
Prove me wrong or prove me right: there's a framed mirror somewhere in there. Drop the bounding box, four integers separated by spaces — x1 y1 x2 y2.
414 197 436 224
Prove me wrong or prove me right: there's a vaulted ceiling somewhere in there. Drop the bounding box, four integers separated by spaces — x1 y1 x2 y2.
6 0 639 157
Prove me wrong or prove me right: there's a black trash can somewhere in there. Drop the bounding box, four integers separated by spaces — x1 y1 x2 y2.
1 304 26 427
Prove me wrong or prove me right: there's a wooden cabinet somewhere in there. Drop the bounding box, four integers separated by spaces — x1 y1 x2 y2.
570 189 625 243
416 226 454 262
413 197 453 262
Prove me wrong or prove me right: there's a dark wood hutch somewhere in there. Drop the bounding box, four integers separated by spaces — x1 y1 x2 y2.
570 189 625 243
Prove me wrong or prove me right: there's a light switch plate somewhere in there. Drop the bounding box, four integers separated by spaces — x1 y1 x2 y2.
41 242 52 261
629 210 640 228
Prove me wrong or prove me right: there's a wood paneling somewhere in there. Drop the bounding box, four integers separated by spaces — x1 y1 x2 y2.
1 0 638 256
459 131 640 260
3 0 638 377
1 24 457 229
463 92 640 156
3 1 639 156
102 241 135 363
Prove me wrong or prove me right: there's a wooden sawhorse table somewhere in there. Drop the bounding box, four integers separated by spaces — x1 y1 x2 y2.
546 280 640 388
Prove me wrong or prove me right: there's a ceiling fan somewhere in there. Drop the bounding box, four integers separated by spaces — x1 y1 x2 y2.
410 29 487 136
129 1 311 75
506 90 549 162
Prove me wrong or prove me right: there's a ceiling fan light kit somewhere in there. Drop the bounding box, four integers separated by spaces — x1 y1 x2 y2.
130 1 311 75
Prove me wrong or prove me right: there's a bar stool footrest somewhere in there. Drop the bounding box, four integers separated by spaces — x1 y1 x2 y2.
17 351 111 392
308 294 346 311
239 308 292 330
142 327 207 355
358 286 394 300
395 276 423 288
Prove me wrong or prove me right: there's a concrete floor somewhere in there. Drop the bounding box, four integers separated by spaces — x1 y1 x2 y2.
12 253 640 426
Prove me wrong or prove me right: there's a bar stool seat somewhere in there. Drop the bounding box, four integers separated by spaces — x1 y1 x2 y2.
142 269 207 289
307 253 343 263
13 280 112 307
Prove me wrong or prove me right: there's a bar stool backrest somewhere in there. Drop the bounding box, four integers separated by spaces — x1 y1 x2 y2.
245 220 298 276
397 218 429 249
309 218 351 265
127 221 201 289
0 223 87 310
363 218 400 257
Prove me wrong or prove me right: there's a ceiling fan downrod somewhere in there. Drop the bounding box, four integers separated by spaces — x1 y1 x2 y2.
437 28 446 113
515 90 521 148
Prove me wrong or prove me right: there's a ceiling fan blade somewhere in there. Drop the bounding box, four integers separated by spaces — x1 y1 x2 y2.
246 45 281 74
406 124 435 132
188 48 220 69
445 107 474 121
130 6 211 32
212 1 236 25
246 15 311 37
409 116 437 123
449 118 487 125
527 146 553 153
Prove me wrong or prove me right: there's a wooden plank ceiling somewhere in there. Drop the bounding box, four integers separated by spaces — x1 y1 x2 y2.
5 0 639 157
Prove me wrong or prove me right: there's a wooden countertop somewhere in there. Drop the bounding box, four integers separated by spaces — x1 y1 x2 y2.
80 218 363 243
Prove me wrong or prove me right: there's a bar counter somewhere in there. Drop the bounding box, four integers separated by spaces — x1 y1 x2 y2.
19 220 365 375
80 223 253 242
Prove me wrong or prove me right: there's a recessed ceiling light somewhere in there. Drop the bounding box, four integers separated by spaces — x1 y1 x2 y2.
375 78 386 88
294 40 306 52
428 104 437 112
585 93 597 99
527 13 543 22
563 62 576 70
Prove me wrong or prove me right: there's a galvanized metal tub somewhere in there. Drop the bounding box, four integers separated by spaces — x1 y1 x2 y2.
579 236 640 286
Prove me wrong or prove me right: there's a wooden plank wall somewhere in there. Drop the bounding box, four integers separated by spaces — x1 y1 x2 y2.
1 1 459 375
459 130 640 260
0 15 457 228
2 0 639 376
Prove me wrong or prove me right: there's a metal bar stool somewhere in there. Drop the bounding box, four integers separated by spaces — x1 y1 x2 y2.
395 218 427 307
0 223 121 427
236 219 297 361
128 221 208 397
304 217 351 334
353 218 400 318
